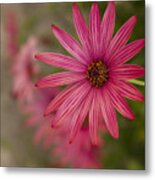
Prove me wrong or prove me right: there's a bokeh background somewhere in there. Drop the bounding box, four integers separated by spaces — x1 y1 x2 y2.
1 1 145 169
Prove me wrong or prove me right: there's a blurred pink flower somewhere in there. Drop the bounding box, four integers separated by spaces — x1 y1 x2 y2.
35 2 144 144
25 88 58 128
52 127 102 168
26 87 102 168
11 36 39 109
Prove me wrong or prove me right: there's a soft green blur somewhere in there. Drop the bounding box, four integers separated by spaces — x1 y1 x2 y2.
1 1 145 169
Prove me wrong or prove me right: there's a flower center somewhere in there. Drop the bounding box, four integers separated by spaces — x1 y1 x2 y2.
86 60 108 87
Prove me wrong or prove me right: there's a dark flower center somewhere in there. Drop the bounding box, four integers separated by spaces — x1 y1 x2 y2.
86 60 108 87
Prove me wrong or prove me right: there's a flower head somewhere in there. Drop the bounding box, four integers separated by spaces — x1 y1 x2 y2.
12 36 39 109
35 2 144 144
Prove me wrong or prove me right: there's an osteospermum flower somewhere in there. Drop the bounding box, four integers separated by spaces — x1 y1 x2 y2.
35 2 144 144
12 36 39 109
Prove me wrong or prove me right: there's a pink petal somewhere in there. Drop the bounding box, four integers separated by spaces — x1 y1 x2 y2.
35 72 85 88
110 64 144 80
100 1 115 56
106 84 135 119
69 89 93 143
44 83 81 115
25 116 40 127
89 2 101 58
51 25 88 64
89 89 100 144
109 39 145 66
72 3 92 59
35 52 86 72
105 16 137 59
113 80 144 101
43 133 53 149
51 81 91 127
99 87 119 138
33 123 48 144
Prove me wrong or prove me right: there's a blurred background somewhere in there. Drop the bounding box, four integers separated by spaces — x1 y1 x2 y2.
1 1 145 169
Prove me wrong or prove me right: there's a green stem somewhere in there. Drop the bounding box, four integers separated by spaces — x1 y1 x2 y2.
128 79 145 86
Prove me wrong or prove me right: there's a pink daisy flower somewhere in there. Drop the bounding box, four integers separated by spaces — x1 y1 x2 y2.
12 36 39 109
35 2 144 144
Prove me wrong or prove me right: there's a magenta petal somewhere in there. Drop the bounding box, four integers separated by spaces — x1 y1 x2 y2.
51 81 91 127
44 83 81 115
34 123 48 144
25 116 39 127
35 72 85 88
89 89 100 144
72 3 92 59
69 89 93 143
105 16 137 59
51 25 88 64
113 80 144 101
107 84 135 119
89 3 101 58
35 52 86 72
99 88 119 139
109 39 145 66
110 64 144 80
100 2 115 56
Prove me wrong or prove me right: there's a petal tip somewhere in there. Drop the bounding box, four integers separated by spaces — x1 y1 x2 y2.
51 24 57 31
34 54 39 59
69 140 73 144
131 15 137 23
72 2 78 8
43 112 48 117
129 114 135 120
113 132 119 139
51 124 54 128
109 1 115 7
34 83 38 87
91 2 99 10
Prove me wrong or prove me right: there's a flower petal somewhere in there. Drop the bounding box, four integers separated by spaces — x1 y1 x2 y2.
44 83 81 115
106 84 135 119
110 64 144 80
72 3 92 60
89 2 101 58
89 89 100 144
35 72 85 88
25 116 40 127
51 25 88 64
69 89 93 143
109 39 145 66
33 123 48 144
100 1 115 56
51 81 91 127
105 16 137 60
35 52 86 72
113 80 144 101
99 87 119 139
